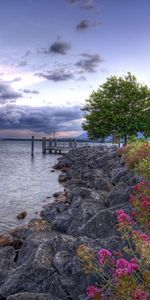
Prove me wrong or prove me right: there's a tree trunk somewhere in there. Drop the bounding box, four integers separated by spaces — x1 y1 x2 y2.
112 132 120 147
124 135 127 145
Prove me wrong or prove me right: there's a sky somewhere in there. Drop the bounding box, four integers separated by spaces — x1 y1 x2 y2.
0 0 150 138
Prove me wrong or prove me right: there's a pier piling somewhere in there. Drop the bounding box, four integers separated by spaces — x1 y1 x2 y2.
31 136 34 156
42 137 47 154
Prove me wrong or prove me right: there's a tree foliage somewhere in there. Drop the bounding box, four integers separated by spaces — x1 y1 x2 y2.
82 73 150 141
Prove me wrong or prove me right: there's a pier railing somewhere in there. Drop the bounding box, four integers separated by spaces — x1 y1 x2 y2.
31 136 119 156
42 137 116 154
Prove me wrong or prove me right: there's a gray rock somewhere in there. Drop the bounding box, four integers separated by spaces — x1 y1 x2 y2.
0 146 143 300
110 167 128 185
0 247 16 261
7 293 61 300
69 207 117 239
107 182 131 207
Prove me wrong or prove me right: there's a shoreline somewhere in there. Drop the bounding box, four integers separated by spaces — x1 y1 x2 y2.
0 146 142 300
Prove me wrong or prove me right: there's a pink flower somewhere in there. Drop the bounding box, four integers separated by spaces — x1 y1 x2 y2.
98 248 112 265
115 258 139 278
133 288 149 300
133 230 150 245
130 257 139 264
87 285 101 298
115 268 127 278
116 258 129 269
116 209 135 225
131 211 137 217
141 201 150 208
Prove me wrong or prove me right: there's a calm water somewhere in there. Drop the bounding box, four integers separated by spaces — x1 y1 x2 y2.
0 140 63 234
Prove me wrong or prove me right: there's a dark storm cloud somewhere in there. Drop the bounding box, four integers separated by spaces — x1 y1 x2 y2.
21 89 40 95
75 53 103 72
66 0 94 9
49 40 71 55
76 20 91 31
0 104 82 133
76 19 100 31
0 81 22 104
67 0 79 4
37 69 74 82
81 0 94 10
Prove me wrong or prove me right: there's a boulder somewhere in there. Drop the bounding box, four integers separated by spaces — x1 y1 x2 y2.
17 211 27 220
7 293 61 300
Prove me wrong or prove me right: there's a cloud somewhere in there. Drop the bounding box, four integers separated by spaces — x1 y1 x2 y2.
11 77 22 83
81 0 94 9
67 0 79 4
75 53 103 72
49 40 71 55
66 0 94 9
3 77 22 84
0 104 82 133
21 89 40 95
76 19 100 31
37 69 74 82
18 61 28 67
24 50 31 57
0 81 22 104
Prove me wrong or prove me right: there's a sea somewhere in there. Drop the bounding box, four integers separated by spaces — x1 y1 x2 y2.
0 140 63 234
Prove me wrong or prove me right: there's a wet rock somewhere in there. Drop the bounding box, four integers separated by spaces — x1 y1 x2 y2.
10 220 52 241
53 191 68 203
41 203 68 224
58 174 71 183
7 293 61 300
52 209 73 233
0 234 22 250
17 211 27 220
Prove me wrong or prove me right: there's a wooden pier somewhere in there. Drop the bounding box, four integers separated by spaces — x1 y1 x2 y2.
43 138 89 154
31 136 117 156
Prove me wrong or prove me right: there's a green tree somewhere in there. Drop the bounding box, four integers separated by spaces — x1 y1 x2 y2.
82 73 150 144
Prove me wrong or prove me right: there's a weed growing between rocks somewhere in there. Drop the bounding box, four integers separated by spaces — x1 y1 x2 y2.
77 142 150 299
119 141 150 179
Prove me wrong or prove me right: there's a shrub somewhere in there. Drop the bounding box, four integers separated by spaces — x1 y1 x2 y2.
119 141 150 179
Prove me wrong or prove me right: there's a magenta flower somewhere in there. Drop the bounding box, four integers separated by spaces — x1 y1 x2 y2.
133 288 149 300
116 209 135 225
115 258 139 278
141 201 150 208
98 248 112 265
87 285 101 298
116 258 129 269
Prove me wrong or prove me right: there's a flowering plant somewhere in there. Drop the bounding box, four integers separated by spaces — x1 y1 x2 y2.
77 182 150 299
118 141 150 179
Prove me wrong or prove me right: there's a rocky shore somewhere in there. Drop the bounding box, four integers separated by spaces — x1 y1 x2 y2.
0 146 141 300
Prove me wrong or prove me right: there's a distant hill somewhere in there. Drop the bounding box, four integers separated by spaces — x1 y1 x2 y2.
76 132 112 142
76 132 150 142
76 132 89 140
